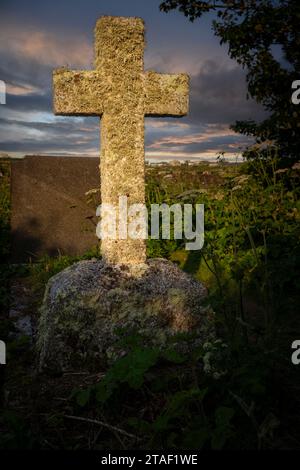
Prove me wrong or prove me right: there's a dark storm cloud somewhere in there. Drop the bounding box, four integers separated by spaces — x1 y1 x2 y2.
0 116 99 134
189 60 267 125
0 138 96 153
0 115 99 154
5 93 51 112
0 35 57 101
0 60 51 90
0 50 55 115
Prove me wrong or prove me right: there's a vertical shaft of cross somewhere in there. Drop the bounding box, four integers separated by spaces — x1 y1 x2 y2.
96 17 146 265
53 16 189 267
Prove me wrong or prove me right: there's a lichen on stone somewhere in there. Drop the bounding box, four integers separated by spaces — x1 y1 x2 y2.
53 16 189 266
36 258 214 372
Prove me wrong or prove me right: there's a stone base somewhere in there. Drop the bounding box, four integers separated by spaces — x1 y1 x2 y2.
36 258 214 372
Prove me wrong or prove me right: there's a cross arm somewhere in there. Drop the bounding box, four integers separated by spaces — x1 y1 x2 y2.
53 69 107 116
144 71 189 117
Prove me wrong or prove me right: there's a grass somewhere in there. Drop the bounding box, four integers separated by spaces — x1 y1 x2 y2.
0 155 300 449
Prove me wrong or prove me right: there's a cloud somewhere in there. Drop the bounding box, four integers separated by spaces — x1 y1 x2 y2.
4 92 51 112
0 135 99 155
0 22 266 159
0 23 93 117
0 115 99 155
188 59 267 125
146 122 252 158
147 124 236 148
6 83 41 96
0 23 96 151
0 25 93 69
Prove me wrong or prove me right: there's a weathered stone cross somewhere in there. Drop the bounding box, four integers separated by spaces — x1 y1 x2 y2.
53 16 189 265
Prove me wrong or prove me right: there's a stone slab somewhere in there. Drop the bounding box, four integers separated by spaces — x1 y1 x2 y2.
10 156 100 262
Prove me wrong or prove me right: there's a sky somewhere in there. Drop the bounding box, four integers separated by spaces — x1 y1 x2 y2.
0 0 266 162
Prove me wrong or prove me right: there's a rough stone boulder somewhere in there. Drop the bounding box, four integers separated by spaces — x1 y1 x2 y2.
37 258 214 372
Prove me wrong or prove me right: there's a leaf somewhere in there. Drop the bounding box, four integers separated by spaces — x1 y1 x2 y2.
153 388 208 432
211 430 228 450
183 427 211 450
162 348 187 364
75 388 91 407
211 406 235 450
126 417 152 433
95 348 159 403
215 406 235 428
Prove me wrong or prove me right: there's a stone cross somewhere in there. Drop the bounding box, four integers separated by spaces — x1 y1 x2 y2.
53 16 189 265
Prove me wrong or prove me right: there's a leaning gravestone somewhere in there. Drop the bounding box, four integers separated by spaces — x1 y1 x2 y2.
37 16 214 372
